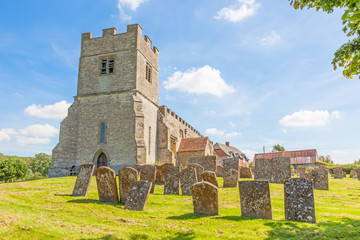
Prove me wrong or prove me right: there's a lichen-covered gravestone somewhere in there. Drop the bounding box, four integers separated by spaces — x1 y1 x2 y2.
297 167 306 177
160 163 174 180
164 166 180 195
95 166 119 203
201 171 218 187
240 167 252 179
124 181 152 211
223 158 239 174
350 170 357 178
357 168 360 180
140 165 156 193
155 165 164 184
192 181 219 215
188 163 204 183
118 167 138 204
271 157 291 183
188 156 217 172
312 168 329 190
223 169 239 187
333 167 344 179
239 180 272 220
180 167 197 196
254 158 272 181
72 164 95 196
216 165 224 177
284 178 316 223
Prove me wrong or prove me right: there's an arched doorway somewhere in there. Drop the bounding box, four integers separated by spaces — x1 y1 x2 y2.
97 153 108 168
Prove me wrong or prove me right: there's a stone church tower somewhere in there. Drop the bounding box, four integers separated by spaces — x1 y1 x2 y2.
49 25 202 177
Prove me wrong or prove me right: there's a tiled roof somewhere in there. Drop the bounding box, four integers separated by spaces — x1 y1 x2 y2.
254 149 317 164
213 142 249 161
178 137 209 153
214 149 228 157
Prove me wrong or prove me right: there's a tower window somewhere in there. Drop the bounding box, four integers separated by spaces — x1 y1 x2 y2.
108 58 114 73
101 59 107 74
146 62 152 83
100 123 106 143
100 57 115 75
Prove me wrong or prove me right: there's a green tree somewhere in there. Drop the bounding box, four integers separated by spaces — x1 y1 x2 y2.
318 154 334 164
0 159 28 182
354 158 360 164
272 144 285 152
289 0 360 79
28 153 52 177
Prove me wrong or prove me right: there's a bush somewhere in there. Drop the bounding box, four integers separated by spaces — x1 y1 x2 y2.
0 159 28 182
327 164 360 174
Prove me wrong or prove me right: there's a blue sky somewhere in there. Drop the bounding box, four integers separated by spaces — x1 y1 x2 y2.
0 0 359 164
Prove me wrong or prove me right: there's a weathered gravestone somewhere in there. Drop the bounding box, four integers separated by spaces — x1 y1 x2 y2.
72 164 95 196
239 180 272 220
255 157 291 183
216 165 224 177
305 170 314 182
180 167 197 196
357 168 360 180
192 181 219 215
95 166 119 203
164 166 180 195
223 169 239 187
342 171 347 178
350 170 357 178
284 178 316 223
201 171 218 187
291 170 296 177
312 168 329 190
240 167 252 178
131 164 142 174
188 156 217 172
297 167 306 177
333 167 344 179
223 157 239 174
161 162 174 176
155 165 164 184
140 165 156 193
188 163 204 183
254 158 272 181
118 167 138 204
124 181 152 211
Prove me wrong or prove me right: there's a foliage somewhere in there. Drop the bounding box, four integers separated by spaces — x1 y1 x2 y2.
354 158 360 164
318 154 334 164
0 159 28 182
316 160 335 166
272 144 285 152
27 153 52 177
328 163 360 174
289 0 360 79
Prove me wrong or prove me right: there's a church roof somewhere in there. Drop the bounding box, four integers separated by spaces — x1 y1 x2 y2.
178 137 209 153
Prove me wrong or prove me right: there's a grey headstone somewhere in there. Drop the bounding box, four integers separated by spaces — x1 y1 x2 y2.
72 164 95 196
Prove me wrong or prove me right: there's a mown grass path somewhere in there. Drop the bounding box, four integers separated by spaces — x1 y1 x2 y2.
0 176 360 239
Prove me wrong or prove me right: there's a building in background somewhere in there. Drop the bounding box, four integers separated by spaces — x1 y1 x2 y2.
176 137 214 168
213 142 249 166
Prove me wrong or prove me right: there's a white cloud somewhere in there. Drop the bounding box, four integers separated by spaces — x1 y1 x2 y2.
282 129 287 134
24 101 71 120
164 65 235 97
16 136 51 146
260 31 281 46
0 128 17 142
242 149 257 161
279 110 341 127
116 0 147 20
214 0 261 22
20 124 59 137
225 132 242 138
206 128 241 138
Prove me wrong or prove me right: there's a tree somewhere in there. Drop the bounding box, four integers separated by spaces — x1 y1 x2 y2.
318 155 334 164
354 158 360 164
0 159 28 182
289 0 360 79
28 153 52 177
272 144 285 152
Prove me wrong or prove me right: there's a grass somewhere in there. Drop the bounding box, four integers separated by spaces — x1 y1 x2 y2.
0 176 360 239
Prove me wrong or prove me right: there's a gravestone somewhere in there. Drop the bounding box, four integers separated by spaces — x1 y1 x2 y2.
305 170 314 182
223 169 239 187
201 171 218 187
72 164 95 197
124 181 152 211
357 168 360 180
271 157 291 183
161 163 174 176
223 158 239 174
131 164 142 174
192 181 219 215
155 165 164 184
180 167 197 196
350 170 357 178
291 170 296 177
95 166 119 203
239 180 272 220
254 158 272 181
333 167 344 179
297 167 306 177
312 168 329 190
164 166 180 195
140 165 156 193
188 163 204 183
240 167 252 178
284 178 316 223
118 167 138 204
249 166 255 174
342 171 347 178
188 156 217 172
216 165 224 177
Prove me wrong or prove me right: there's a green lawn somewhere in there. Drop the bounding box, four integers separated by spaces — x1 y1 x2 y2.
0 176 360 239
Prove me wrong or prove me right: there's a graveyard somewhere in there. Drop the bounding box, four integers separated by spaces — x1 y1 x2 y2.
1 175 360 239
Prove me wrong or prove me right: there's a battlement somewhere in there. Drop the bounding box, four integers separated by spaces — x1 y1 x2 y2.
81 24 159 57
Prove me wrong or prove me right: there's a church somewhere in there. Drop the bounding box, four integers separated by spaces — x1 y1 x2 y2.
49 24 203 177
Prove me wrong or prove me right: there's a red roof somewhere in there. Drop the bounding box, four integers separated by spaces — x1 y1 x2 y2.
254 149 317 165
178 137 209 153
214 149 227 157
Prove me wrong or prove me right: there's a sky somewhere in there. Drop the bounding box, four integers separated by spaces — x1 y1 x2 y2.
0 0 359 164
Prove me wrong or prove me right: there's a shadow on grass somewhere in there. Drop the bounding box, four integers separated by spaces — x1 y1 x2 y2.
67 198 123 207
213 215 256 221
82 232 196 240
167 213 213 220
264 217 360 239
54 193 72 196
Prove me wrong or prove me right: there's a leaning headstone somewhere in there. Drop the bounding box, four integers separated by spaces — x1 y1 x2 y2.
312 168 329 190
333 167 343 179
155 165 164 184
297 167 306 177
188 156 217 172
140 165 156 193
95 166 119 203
188 163 204 183
223 158 240 174
180 167 197 196
118 167 138 204
124 181 152 211
216 165 224 177
223 169 239 187
164 166 180 195
254 158 272 181
284 178 316 223
239 180 272 220
192 181 219 215
72 164 95 197
240 167 252 178
271 157 291 183
201 171 218 187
